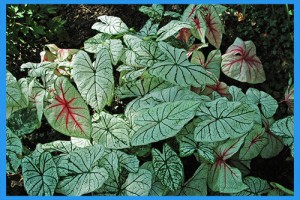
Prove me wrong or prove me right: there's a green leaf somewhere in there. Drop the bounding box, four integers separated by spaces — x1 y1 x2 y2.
92 112 130 149
56 144 108 196
72 49 114 112
92 15 128 35
233 176 271 196
207 137 248 193
239 125 268 160
121 169 152 196
131 100 200 146
149 42 217 87
246 88 278 118
270 116 294 156
170 164 208 195
228 85 247 102
195 98 255 142
40 140 83 154
7 108 39 136
115 76 172 99
6 127 22 173
152 144 183 191
44 77 92 139
20 62 57 78
157 20 192 41
176 121 197 157
22 151 58 196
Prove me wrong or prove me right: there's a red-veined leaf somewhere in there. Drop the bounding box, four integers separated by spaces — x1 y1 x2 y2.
205 5 223 49
44 77 92 139
221 37 266 84
207 136 248 193
200 81 230 98
176 28 191 44
191 10 207 43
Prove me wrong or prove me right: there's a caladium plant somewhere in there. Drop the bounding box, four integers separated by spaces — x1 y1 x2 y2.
6 4 293 196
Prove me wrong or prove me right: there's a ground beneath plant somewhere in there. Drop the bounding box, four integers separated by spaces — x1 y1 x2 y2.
6 4 294 196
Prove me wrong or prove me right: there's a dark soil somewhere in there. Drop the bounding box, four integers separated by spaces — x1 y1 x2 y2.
6 4 294 196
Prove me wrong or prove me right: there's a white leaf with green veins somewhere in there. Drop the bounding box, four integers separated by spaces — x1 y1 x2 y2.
41 140 79 153
116 151 139 173
228 85 247 102
176 121 197 157
92 15 128 35
120 34 143 67
72 49 114 112
92 112 130 149
20 62 57 78
121 169 152 196
233 176 271 196
157 20 192 41
131 100 200 146
136 40 166 68
152 144 183 191
149 42 217 87
270 116 294 156
6 127 22 173
139 19 159 36
56 144 108 196
22 151 58 196
246 88 278 118
170 164 208 196
6 71 27 118
99 152 120 180
115 76 172 99
195 98 255 142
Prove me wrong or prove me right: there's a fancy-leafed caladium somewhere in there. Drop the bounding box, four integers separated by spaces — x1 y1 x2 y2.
72 49 114 112
221 37 266 84
44 77 92 139
6 4 294 197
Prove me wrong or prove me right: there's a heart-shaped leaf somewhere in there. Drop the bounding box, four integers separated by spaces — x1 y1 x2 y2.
92 15 128 35
207 137 248 193
195 98 255 142
157 20 192 41
6 127 22 173
233 176 271 196
170 164 208 195
22 151 58 196
55 144 108 196
205 5 223 49
152 144 183 191
139 19 159 36
121 169 152 196
131 100 200 146
221 37 266 84
44 77 92 139
92 112 130 149
72 49 114 112
149 42 217 87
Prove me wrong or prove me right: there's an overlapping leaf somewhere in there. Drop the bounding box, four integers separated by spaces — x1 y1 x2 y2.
170 164 208 195
191 10 207 43
221 37 266 83
205 5 223 49
136 40 166 67
92 112 130 149
139 4 164 21
56 144 108 196
149 42 217 87
44 77 92 139
139 19 159 37
22 151 58 196
156 20 192 41
120 34 143 67
131 100 200 146
72 49 114 112
6 127 22 173
195 98 255 142
207 137 248 193
246 88 278 118
92 15 128 35
152 144 183 191
233 176 271 196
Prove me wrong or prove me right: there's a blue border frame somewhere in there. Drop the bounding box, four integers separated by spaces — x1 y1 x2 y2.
1 0 298 199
